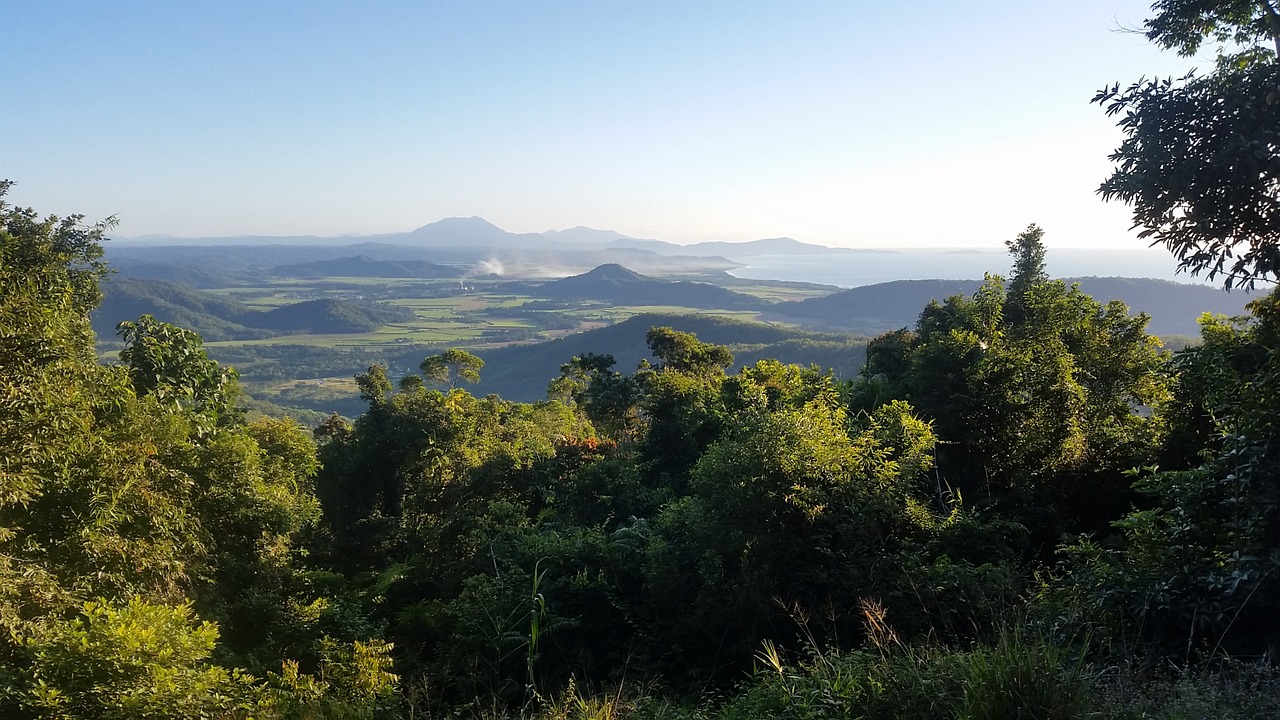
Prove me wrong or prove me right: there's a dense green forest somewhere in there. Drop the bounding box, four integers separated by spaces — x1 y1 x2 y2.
8 194 1280 717
6 5 1280 717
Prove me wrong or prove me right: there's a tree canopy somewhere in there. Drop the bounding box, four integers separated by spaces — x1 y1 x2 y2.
1143 0 1280 60
0 183 398 718
1098 0 1280 288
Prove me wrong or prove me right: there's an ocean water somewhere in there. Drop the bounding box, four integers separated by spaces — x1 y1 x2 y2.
725 247 1209 289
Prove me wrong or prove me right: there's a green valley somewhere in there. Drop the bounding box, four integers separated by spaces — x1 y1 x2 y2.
94 250 1251 421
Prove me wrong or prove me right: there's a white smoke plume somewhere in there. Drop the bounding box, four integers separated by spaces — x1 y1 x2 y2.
472 258 505 276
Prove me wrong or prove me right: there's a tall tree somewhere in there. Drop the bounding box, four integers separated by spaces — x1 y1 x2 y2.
1143 0 1280 59
853 228 1169 541
419 348 484 388
637 328 733 481
547 354 642 441
1006 224 1048 299
1097 1 1280 288
117 314 240 428
0 179 108 372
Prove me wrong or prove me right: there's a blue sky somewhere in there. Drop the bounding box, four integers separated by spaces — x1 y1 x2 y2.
3 1 1207 248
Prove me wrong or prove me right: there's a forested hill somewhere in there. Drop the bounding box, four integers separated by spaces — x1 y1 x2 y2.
267 255 460 279
525 263 768 310
766 279 980 333
1060 276 1254 334
94 277 415 341
94 277 272 341
472 312 868 401
254 298 416 333
102 261 250 288
769 276 1254 336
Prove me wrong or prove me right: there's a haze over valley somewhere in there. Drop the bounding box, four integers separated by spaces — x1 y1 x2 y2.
94 215 1255 419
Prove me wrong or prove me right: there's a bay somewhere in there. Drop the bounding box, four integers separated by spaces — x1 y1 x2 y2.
725 247 1209 289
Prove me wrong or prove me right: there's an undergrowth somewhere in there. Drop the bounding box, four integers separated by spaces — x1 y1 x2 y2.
435 599 1280 720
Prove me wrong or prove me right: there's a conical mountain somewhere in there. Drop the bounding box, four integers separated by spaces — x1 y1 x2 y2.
402 216 545 248
535 264 765 310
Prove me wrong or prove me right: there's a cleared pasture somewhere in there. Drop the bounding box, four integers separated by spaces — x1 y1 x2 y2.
194 272 822 414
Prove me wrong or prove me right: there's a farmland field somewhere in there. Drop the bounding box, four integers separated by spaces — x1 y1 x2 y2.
173 273 838 420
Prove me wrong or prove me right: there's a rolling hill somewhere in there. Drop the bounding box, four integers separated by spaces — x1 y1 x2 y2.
268 255 460 279
528 264 768 309
94 278 416 342
95 277 268 341
1061 276 1254 335
109 262 255 288
255 298 416 334
768 277 1256 337
767 279 979 333
472 313 869 402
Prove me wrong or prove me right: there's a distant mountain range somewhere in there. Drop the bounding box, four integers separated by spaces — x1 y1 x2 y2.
540 226 643 245
110 216 861 257
105 239 744 281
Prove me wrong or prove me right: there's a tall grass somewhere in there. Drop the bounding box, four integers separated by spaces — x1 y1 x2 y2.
433 598 1279 720
448 653 1278 720
955 630 1092 720
708 600 1094 720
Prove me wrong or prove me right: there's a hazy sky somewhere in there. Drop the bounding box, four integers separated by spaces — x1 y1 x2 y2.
3 1 1208 248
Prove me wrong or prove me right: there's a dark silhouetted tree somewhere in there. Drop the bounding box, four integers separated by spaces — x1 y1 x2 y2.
1097 1 1280 288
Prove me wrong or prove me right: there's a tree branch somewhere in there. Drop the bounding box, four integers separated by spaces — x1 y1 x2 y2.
1260 0 1280 57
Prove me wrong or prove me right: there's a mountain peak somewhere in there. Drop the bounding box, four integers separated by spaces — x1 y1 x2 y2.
577 263 647 282
409 216 504 234
541 226 637 245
